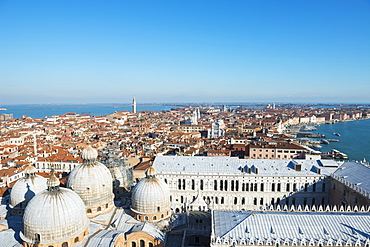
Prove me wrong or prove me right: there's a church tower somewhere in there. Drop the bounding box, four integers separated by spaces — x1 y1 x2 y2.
132 96 137 113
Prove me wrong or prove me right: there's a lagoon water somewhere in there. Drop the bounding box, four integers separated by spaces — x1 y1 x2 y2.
313 119 370 162
0 104 176 119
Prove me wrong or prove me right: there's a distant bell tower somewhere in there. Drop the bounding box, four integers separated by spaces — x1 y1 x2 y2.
132 96 137 113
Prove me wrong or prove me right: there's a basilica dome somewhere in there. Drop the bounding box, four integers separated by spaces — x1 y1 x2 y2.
67 145 114 217
21 173 89 247
10 165 47 212
131 167 171 222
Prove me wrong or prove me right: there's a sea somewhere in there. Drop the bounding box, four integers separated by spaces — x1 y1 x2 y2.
312 119 370 162
0 104 176 119
1 104 369 162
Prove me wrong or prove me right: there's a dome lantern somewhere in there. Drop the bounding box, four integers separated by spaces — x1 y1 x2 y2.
47 171 60 191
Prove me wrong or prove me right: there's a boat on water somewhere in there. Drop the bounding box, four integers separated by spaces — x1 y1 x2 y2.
331 149 348 160
327 139 340 142
321 139 330 144
333 133 341 136
0 108 7 110
300 125 317 131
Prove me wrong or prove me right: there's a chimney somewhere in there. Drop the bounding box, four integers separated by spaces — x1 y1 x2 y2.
295 164 301 172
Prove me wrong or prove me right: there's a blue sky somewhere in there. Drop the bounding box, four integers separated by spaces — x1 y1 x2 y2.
1 0 370 104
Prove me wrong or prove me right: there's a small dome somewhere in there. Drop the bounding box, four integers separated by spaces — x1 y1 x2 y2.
10 170 47 209
81 145 98 161
131 170 171 215
21 185 89 245
24 165 37 176
47 172 60 188
145 167 156 177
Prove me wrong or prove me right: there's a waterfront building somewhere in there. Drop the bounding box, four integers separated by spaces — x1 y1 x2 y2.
0 114 13 121
330 161 370 207
211 210 370 247
152 156 339 213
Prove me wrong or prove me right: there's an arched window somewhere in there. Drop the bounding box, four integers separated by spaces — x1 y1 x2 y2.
62 242 68 247
74 237 79 243
153 216 157 220
140 240 145 247
145 216 149 221
87 209 92 213
200 180 204 190
161 214 164 218
34 233 41 243
106 203 109 208
131 242 137 247
97 207 101 212
214 180 217 190
149 243 154 247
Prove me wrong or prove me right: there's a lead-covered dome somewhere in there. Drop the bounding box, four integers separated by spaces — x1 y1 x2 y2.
131 167 171 223
10 165 47 212
67 145 114 217
21 173 89 247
